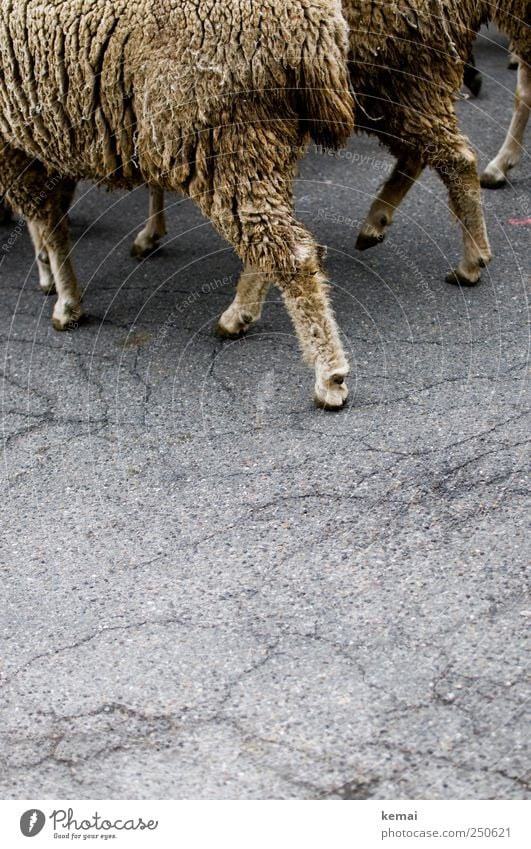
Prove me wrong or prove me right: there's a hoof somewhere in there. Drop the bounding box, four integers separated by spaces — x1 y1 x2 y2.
216 305 254 338
215 320 249 339
131 236 161 258
39 280 56 296
314 370 349 410
355 230 384 251
464 71 482 98
52 303 84 331
446 269 480 287
480 170 507 190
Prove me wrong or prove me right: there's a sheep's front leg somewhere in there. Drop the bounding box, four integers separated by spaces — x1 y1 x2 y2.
480 61 530 189
27 220 55 294
131 185 166 257
217 264 270 337
356 155 423 250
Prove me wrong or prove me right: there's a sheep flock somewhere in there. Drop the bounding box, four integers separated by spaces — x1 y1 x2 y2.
0 0 529 408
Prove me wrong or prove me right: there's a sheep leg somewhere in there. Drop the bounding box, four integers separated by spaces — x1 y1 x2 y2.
0 198 12 224
214 215 348 407
131 185 166 257
429 141 491 286
356 155 423 250
219 234 348 408
38 213 83 330
274 242 349 409
190 116 349 408
217 265 271 336
217 260 349 407
27 220 55 294
0 146 82 326
30 179 81 329
480 61 530 189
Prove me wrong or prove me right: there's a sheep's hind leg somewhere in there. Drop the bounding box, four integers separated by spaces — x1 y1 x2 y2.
431 139 491 286
216 265 271 337
131 186 166 257
221 229 348 409
356 155 423 250
0 199 11 224
39 214 83 329
480 61 530 189
278 242 349 409
199 119 348 408
31 179 82 329
27 220 55 294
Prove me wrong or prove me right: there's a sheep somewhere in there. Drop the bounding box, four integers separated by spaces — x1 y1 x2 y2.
0 0 355 409
352 0 530 285
480 57 530 188
142 1 528 298
210 1 529 342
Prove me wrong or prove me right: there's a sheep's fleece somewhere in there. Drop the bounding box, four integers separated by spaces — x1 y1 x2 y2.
0 0 352 191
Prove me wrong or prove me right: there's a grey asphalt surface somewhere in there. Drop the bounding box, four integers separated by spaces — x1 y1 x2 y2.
0 29 529 800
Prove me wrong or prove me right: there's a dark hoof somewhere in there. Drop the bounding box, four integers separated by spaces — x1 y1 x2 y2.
446 270 480 287
214 321 247 339
355 231 384 251
131 240 161 259
480 172 506 190
464 70 482 98
314 394 348 411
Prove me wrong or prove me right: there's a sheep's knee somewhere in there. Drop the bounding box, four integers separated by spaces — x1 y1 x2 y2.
481 64 531 188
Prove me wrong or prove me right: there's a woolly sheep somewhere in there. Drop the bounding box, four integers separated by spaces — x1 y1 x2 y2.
208 0 530 343
0 0 355 409
351 0 530 286
140 0 529 304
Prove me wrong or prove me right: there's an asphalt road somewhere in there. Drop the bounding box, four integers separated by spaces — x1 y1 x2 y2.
0 29 529 800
